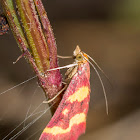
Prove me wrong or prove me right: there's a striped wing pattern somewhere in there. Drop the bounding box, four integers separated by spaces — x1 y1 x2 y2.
40 59 90 140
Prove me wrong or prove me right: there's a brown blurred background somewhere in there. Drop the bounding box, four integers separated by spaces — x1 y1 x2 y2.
0 0 140 139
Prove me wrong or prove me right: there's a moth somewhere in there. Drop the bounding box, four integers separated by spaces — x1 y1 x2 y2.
40 46 91 140
0 46 107 140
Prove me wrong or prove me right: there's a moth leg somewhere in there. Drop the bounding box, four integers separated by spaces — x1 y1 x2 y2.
43 84 67 104
65 66 78 81
57 55 72 59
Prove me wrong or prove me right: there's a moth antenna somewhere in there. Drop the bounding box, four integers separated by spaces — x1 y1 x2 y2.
57 55 73 59
46 63 78 72
43 84 67 104
83 55 109 115
0 76 37 96
84 52 112 86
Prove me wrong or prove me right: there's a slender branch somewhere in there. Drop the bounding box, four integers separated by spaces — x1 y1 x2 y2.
33 0 58 69
1 0 63 114
1 0 40 75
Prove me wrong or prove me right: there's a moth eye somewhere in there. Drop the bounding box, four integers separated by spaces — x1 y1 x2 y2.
76 54 83 61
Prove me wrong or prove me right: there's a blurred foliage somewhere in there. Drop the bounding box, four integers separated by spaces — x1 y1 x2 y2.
114 0 140 21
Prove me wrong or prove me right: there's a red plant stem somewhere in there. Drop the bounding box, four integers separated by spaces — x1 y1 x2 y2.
33 0 64 112
2 0 63 114
34 0 58 69
17 0 50 73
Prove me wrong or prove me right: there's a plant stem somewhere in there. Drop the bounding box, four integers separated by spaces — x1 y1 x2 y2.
1 0 63 114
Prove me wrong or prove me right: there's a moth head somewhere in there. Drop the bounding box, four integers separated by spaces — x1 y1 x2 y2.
73 45 89 62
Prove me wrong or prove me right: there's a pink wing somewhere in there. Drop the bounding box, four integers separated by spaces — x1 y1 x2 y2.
40 61 90 140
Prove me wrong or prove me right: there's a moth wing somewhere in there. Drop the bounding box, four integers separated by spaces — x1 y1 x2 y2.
40 61 90 140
